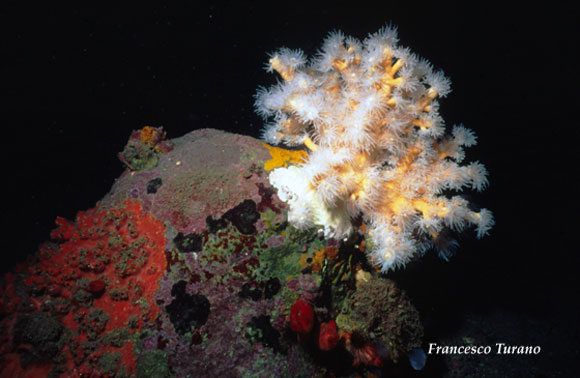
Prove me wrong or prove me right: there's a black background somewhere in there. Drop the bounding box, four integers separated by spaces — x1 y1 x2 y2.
2 2 578 375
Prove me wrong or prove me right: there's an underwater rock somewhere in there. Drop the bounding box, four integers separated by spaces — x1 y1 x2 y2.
0 128 424 377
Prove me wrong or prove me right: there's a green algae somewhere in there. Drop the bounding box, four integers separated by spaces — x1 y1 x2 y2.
136 350 173 378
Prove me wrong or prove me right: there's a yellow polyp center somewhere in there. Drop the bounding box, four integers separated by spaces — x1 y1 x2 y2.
287 96 299 110
325 83 340 95
349 99 360 109
412 198 450 219
390 195 408 214
411 119 431 128
354 153 367 166
332 59 348 71
412 199 431 215
269 56 294 81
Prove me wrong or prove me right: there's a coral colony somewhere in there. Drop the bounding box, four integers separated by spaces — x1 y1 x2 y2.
256 25 493 272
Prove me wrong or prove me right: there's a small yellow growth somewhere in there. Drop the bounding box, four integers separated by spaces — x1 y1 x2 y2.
269 56 295 81
355 268 372 287
321 246 339 260
358 239 366 252
262 143 307 171
300 246 339 272
332 58 349 71
299 253 310 268
140 126 165 146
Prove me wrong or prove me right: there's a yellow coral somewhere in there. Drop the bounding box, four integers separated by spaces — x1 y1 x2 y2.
262 142 307 171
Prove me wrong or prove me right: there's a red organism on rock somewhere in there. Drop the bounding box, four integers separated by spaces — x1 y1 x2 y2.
0 199 167 378
289 298 314 334
318 320 339 351
343 331 383 368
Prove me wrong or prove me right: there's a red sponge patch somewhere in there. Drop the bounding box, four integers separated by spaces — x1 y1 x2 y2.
0 199 167 377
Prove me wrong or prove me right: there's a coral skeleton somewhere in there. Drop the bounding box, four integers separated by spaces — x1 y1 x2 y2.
256 25 493 272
